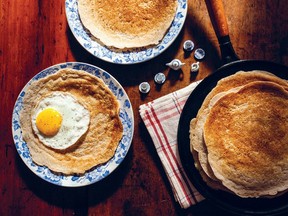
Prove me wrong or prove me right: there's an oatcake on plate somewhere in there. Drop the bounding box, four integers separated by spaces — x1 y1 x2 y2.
78 0 178 49
20 68 123 175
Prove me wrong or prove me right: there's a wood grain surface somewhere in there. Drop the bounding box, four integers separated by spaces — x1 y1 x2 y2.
1 0 288 215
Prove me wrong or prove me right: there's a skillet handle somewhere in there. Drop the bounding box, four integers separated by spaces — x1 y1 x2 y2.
205 0 229 38
205 0 239 64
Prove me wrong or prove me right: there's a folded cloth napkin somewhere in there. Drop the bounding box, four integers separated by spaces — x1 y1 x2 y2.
139 81 205 209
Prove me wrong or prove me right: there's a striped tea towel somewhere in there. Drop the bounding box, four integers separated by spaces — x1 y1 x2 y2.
139 81 205 209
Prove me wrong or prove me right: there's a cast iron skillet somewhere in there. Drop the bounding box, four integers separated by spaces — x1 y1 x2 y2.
177 0 288 215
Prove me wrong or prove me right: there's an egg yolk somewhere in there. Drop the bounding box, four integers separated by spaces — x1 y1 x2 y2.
35 108 63 136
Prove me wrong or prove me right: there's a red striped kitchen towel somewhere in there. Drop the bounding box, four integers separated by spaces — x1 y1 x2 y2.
139 81 205 209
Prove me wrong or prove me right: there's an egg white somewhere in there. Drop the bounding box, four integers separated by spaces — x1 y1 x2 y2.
31 91 90 150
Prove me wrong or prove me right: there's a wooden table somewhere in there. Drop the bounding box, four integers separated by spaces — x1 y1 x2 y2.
1 1 288 215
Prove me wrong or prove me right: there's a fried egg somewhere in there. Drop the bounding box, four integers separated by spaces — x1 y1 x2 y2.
31 91 90 150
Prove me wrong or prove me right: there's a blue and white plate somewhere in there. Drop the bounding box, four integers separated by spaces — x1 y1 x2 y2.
12 62 134 187
65 0 187 64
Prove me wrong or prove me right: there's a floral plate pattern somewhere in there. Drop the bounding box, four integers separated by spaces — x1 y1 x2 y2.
65 0 187 64
12 62 134 187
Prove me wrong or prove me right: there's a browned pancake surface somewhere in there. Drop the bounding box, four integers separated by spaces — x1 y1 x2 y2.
203 81 288 197
190 71 288 185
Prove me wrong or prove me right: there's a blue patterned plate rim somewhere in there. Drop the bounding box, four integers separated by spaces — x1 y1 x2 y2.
65 0 188 64
12 62 134 187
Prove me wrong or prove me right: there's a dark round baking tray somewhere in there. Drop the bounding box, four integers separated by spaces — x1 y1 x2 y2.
177 60 288 216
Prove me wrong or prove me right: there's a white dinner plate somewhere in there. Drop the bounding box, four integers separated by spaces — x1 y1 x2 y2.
65 0 188 64
12 62 134 187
